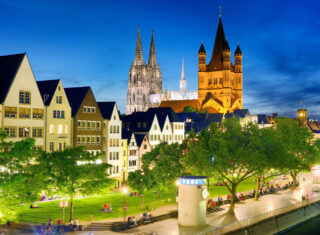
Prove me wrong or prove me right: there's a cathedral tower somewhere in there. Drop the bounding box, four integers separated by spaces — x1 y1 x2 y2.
126 28 162 114
198 12 243 114
180 59 187 95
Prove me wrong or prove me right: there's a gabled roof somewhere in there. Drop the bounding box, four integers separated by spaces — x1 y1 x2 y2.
64 86 90 117
257 114 270 124
0 53 25 103
135 133 146 148
147 107 181 131
37 79 60 106
97 102 116 120
121 111 156 133
160 99 200 113
122 128 133 144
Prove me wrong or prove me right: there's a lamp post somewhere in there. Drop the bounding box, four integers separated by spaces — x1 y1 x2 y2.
122 187 128 230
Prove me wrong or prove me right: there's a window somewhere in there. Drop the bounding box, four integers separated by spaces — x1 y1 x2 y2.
91 136 95 144
56 96 62 104
61 111 65 119
109 152 112 160
87 136 90 144
154 125 157 130
113 115 116 120
77 121 81 128
50 142 54 151
53 110 65 119
32 128 37 137
110 139 113 147
5 107 17 118
19 91 24 104
19 108 31 119
77 136 81 144
83 106 87 113
92 121 96 129
116 139 119 146
82 121 86 128
87 121 91 129
64 125 68 134
144 144 147 150
116 166 119 173
96 136 100 144
97 121 100 129
4 128 9 135
88 107 91 113
150 135 153 141
92 107 95 113
10 128 16 137
58 125 63 134
59 142 63 151
81 136 85 144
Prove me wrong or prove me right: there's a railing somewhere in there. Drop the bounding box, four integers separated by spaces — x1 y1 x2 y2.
200 195 320 235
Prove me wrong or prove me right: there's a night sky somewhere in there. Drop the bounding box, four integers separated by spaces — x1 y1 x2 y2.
1 0 320 117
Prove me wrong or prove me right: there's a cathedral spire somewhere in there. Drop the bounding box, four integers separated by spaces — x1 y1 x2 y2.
148 30 157 66
181 58 185 80
134 27 144 66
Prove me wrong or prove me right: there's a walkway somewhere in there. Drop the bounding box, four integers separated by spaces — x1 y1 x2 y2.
72 173 318 235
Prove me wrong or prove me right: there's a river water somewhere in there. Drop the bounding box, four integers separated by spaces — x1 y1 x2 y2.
281 215 320 235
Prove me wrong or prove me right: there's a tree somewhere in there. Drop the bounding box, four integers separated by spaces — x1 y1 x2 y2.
39 147 114 220
187 117 262 213
183 106 198 113
0 129 43 221
275 118 320 189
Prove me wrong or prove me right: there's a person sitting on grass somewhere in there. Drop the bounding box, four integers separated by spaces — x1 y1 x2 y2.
217 196 223 205
128 217 135 228
102 202 107 213
240 193 245 201
108 202 112 213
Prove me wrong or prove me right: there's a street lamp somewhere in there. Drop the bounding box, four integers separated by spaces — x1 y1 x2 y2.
122 187 128 230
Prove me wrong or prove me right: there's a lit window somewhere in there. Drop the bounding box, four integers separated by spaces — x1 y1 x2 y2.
50 124 55 134
64 125 68 134
58 125 63 134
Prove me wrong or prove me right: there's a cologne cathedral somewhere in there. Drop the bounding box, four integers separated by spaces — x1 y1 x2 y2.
126 28 162 114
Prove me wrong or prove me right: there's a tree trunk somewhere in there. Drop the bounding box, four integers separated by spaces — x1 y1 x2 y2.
291 172 297 190
140 195 144 209
70 194 74 221
228 184 237 214
207 177 210 190
254 176 261 201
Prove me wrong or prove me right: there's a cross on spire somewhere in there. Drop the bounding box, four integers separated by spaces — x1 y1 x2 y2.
219 6 222 18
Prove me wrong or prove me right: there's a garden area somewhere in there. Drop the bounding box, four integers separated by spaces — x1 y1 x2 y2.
13 178 256 223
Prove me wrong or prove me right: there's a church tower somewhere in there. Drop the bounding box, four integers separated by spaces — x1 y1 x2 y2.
197 10 243 114
126 28 162 114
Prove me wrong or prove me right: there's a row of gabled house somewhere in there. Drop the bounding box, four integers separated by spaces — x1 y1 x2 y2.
0 53 186 187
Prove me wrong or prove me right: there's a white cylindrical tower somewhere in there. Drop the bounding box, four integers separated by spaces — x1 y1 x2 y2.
177 176 208 227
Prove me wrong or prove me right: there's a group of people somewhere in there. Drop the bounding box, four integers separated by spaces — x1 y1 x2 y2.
30 202 39 209
102 202 112 213
208 181 298 209
35 217 79 234
141 211 152 223
128 216 138 228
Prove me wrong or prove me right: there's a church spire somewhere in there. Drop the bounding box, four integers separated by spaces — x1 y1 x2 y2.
134 27 143 66
207 16 226 71
181 58 185 80
148 30 157 66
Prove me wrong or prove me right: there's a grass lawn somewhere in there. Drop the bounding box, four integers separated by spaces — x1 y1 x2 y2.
14 178 257 223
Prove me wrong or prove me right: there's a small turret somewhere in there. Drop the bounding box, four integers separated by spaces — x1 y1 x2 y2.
198 43 206 72
297 108 307 126
234 44 242 73
222 40 231 70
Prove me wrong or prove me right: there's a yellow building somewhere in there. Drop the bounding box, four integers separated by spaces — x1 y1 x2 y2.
160 15 243 114
121 139 128 184
37 80 72 151
0 53 45 149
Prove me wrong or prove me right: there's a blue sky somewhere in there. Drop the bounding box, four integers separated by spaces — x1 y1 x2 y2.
1 0 320 117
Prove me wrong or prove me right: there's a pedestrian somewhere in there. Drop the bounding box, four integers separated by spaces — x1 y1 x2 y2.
103 202 107 213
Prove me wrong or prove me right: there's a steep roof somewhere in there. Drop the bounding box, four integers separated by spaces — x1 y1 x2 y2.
97 102 116 120
207 18 226 71
37 79 60 106
0 53 25 103
160 99 200 113
235 45 242 55
257 114 270 124
147 107 181 122
64 86 90 117
121 111 156 133
135 133 146 148
198 43 206 54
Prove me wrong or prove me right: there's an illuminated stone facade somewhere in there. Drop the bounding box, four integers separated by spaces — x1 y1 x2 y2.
126 29 162 114
198 16 243 114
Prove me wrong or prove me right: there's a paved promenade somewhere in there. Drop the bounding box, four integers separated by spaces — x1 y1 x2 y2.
73 173 318 235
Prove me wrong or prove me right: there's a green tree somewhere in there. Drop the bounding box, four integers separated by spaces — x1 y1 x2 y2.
39 147 114 220
187 118 262 213
0 129 42 221
183 106 198 113
276 118 320 189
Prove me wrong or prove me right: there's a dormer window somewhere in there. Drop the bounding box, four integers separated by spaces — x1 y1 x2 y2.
19 91 31 104
56 96 62 104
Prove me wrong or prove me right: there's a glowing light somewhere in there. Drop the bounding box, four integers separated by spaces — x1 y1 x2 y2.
233 173 238 177
271 168 274 172
176 180 180 186
122 187 128 194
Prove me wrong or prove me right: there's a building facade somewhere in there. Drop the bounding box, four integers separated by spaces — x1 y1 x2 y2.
98 102 122 181
121 139 128 184
65 87 103 155
126 28 162 114
0 53 45 150
37 80 71 151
